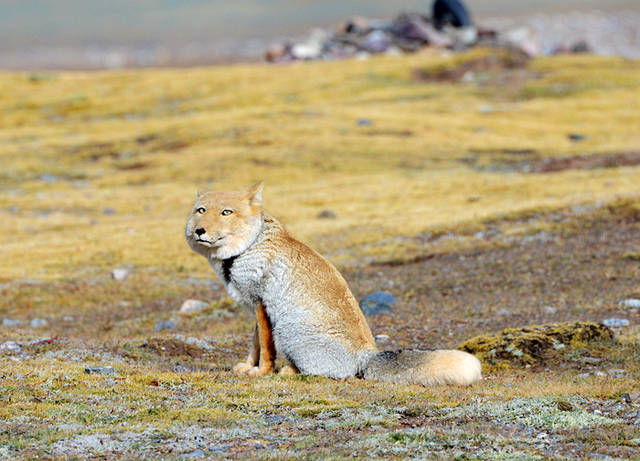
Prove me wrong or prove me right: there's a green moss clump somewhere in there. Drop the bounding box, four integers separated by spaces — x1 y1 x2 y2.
459 321 613 368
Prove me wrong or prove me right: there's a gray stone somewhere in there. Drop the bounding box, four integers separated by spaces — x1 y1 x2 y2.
0 341 22 354
27 337 55 346
608 369 626 378
179 449 205 459
359 291 396 316
30 318 48 328
602 318 629 327
568 133 585 142
317 209 336 219
84 366 117 375
179 299 209 316
174 335 214 352
154 321 177 331
266 414 287 425
357 118 372 126
620 299 640 308
103 208 117 215
2 318 23 327
112 268 128 281
40 174 57 182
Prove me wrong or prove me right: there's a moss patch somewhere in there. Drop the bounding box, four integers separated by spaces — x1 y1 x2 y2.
459 322 614 368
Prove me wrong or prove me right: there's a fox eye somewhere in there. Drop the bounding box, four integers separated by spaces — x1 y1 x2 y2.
221 209 233 216
195 207 206 214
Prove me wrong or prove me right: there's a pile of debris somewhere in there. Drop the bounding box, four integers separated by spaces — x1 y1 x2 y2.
266 12 484 63
265 0 591 63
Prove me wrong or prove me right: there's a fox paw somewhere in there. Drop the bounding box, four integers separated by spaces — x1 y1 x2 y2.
247 366 274 377
232 361 255 375
278 365 299 376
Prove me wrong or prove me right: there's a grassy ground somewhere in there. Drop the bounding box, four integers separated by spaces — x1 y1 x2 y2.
1 49 639 459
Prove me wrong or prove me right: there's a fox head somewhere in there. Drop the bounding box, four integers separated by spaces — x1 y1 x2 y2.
186 182 264 260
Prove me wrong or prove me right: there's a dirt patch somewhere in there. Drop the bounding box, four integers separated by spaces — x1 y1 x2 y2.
365 129 413 137
346 200 640 354
462 150 640 174
529 151 640 173
140 337 210 358
412 50 531 83
459 321 614 369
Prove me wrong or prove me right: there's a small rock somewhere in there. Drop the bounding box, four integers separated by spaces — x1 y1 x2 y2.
608 369 626 378
577 372 590 378
570 40 591 53
63 316 75 322
179 299 209 316
103 208 117 215
266 414 287 425
593 371 607 377
359 291 396 316
154 321 177 331
620 299 640 309
357 118 372 126
84 366 117 375
2 318 23 327
30 318 47 328
544 306 557 314
177 335 214 351
317 209 337 219
111 268 128 281
496 309 511 316
568 133 585 142
179 449 205 459
40 173 57 182
362 30 392 53
536 432 548 439
375 334 391 344
170 365 193 373
27 337 56 346
602 318 629 327
0 341 22 354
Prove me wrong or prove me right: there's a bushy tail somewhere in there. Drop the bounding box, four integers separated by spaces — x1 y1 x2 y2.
362 349 481 386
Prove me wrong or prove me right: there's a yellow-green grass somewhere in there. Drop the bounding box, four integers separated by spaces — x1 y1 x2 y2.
1 49 639 280
1 50 640 458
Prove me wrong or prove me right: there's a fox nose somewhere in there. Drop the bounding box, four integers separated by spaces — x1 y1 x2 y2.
195 227 206 236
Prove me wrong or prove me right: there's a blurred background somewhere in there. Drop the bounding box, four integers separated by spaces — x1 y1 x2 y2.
2 0 640 69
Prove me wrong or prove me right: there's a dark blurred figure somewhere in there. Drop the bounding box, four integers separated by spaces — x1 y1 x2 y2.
432 0 477 45
432 0 472 29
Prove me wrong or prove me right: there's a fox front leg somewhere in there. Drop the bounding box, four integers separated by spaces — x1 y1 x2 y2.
232 324 259 375
247 301 276 377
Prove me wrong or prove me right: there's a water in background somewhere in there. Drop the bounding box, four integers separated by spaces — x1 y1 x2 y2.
1 0 638 69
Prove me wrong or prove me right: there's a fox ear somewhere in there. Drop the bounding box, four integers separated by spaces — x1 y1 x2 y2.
245 181 264 207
